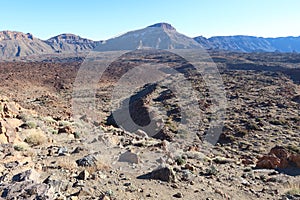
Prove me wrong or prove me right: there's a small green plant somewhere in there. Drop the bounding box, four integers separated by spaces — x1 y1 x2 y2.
73 132 80 139
105 189 113 197
25 121 37 129
175 156 186 165
14 142 29 151
59 120 72 127
48 128 58 135
43 116 57 125
165 119 177 132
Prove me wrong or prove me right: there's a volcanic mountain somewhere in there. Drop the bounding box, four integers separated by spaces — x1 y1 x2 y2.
0 31 54 58
45 33 102 53
95 23 204 51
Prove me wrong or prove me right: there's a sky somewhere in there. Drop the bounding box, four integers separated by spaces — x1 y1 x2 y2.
1 0 299 40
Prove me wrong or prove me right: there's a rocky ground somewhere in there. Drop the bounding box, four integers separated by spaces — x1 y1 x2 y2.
0 51 299 199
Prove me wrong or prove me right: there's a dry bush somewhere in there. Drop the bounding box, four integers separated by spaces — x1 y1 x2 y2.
43 116 58 125
24 129 47 146
285 182 300 196
85 160 110 174
24 121 37 129
57 157 78 171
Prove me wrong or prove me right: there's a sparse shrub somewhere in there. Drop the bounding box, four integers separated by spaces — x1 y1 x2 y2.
18 113 30 122
285 182 300 196
165 119 177 132
22 148 36 157
105 190 114 197
48 128 58 135
57 157 77 171
86 160 110 174
24 130 47 146
175 156 186 165
14 142 29 151
73 132 80 139
72 121 84 128
43 116 57 125
286 145 300 154
25 121 37 129
59 120 72 127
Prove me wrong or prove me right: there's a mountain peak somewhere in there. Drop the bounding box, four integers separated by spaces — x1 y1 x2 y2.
96 22 201 51
148 23 176 31
46 33 100 53
50 33 82 40
0 30 34 41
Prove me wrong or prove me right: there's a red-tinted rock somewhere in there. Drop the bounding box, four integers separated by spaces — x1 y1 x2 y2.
256 155 281 169
256 146 300 170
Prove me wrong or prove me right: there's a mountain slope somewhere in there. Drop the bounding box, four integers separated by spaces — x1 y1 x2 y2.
197 36 276 52
193 36 212 49
266 36 300 52
194 35 300 52
96 23 204 51
0 31 54 58
46 33 101 53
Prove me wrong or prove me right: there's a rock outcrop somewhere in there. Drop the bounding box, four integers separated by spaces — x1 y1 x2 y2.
256 146 300 169
0 97 25 144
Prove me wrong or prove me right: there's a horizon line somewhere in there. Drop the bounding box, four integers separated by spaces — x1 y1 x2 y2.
1 29 300 41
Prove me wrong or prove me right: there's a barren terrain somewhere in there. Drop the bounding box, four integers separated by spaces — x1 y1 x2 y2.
0 51 299 199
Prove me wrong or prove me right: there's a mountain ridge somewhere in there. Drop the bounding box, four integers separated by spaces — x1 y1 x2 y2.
194 35 300 52
45 33 102 53
1 23 300 58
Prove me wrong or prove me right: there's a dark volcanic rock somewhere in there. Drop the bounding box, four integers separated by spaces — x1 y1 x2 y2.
292 95 300 104
1 181 51 199
12 169 40 182
76 155 97 167
137 166 176 182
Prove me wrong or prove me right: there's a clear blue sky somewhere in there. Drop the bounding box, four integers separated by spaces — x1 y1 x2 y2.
1 0 299 40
